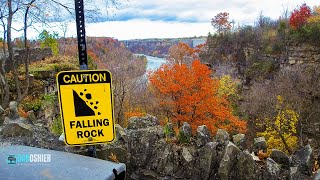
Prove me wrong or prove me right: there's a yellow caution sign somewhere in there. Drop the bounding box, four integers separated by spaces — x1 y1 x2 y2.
56 70 115 146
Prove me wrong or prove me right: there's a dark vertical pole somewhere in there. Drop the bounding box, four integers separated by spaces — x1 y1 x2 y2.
75 0 88 70
75 0 96 158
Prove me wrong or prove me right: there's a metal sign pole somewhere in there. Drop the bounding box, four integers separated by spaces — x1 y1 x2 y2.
74 0 96 157
75 0 88 70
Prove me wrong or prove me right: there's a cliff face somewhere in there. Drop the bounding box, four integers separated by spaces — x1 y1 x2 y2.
1 101 319 179
122 38 206 58
288 43 320 65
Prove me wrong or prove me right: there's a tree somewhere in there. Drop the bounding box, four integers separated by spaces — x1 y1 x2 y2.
257 95 298 154
289 3 312 29
167 42 195 65
0 0 122 108
308 5 320 23
211 12 232 34
149 60 246 134
38 30 59 55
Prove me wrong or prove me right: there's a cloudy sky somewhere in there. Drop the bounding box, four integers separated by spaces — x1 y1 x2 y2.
18 0 320 40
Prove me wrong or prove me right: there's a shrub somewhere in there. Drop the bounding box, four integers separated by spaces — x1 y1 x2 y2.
51 116 63 136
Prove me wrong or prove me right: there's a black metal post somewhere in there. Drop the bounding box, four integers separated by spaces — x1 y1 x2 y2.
75 0 95 157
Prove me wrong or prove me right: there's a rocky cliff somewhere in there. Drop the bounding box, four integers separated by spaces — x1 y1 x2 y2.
0 108 319 180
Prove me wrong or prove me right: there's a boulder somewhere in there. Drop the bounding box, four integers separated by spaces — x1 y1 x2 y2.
27 110 36 122
254 137 267 152
198 142 218 180
218 141 241 180
215 129 230 146
291 145 314 175
58 133 65 142
235 150 260 180
270 149 290 169
9 101 19 120
178 122 191 143
126 125 164 170
290 167 299 180
182 147 193 163
232 134 245 149
96 145 128 163
0 123 33 137
176 146 198 179
196 125 211 148
115 124 127 143
262 158 280 180
156 144 175 175
127 115 159 129
0 105 4 125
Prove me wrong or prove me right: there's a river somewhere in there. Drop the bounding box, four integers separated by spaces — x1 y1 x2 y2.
144 55 167 71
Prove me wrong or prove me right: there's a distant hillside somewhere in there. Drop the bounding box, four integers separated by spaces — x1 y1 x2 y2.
121 37 206 58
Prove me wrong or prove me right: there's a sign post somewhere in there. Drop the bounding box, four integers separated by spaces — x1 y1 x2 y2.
57 70 115 146
56 1 115 157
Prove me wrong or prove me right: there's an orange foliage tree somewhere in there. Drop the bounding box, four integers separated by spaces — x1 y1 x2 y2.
148 60 246 134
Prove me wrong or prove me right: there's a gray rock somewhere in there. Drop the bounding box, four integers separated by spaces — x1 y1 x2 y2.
176 146 198 179
164 123 175 139
232 134 245 149
157 144 175 175
235 150 260 180
97 145 128 163
289 166 313 180
0 123 33 137
178 122 191 143
0 105 4 125
196 125 211 148
291 144 314 175
262 158 280 180
115 124 127 142
270 149 290 169
218 141 241 180
290 167 298 180
215 129 229 146
59 133 65 142
254 137 267 152
9 101 19 120
198 142 218 180
27 110 36 121
314 170 320 180
127 115 159 129
126 125 164 170
182 147 193 163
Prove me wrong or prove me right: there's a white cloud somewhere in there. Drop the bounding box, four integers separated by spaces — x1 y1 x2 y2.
24 19 212 40
9 0 320 40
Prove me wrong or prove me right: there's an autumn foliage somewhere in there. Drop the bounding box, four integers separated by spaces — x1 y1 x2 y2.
289 3 312 29
148 60 246 134
211 12 232 34
168 42 196 65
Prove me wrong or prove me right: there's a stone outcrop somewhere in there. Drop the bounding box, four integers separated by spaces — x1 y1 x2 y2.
288 43 320 65
0 105 4 126
270 149 290 169
0 114 317 180
8 101 19 120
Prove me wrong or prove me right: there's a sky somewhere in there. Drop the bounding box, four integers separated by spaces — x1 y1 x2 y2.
12 0 320 40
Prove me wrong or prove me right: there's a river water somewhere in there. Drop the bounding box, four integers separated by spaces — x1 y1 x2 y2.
144 55 167 71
